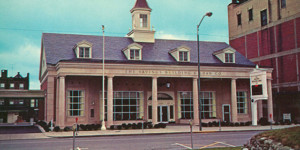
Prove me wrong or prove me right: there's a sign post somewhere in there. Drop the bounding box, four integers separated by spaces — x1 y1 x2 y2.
269 114 272 129
189 120 193 149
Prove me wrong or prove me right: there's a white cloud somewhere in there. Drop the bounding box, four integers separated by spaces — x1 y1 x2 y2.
156 31 193 41
0 42 41 90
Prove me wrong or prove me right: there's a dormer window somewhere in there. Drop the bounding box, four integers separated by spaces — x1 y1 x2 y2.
130 49 140 60
213 47 236 64
79 47 90 58
179 51 188 62
169 45 191 62
74 40 92 59
123 43 143 60
225 53 234 63
140 14 148 28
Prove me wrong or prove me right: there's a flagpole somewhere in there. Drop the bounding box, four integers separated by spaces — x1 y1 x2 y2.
101 25 106 130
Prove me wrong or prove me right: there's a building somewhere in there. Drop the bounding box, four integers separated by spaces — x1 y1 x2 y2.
228 0 300 121
40 0 273 128
0 70 44 123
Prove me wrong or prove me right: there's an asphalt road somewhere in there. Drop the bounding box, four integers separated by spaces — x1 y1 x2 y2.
0 131 262 150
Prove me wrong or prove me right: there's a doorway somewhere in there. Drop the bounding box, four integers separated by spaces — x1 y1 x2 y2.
157 106 168 123
222 104 231 122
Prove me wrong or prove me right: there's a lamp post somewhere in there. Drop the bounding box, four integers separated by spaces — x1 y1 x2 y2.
197 12 212 131
101 25 106 130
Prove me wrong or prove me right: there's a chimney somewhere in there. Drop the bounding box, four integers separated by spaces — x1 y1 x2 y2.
1 70 7 78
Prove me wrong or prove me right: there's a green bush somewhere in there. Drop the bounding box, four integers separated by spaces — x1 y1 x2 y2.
117 125 122 130
54 126 60 132
64 127 72 131
109 125 114 130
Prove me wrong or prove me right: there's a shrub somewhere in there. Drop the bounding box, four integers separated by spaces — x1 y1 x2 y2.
294 120 298 125
117 125 122 130
234 122 240 126
221 121 226 126
240 122 245 126
159 123 166 128
212 121 218 127
64 127 72 131
245 121 252 126
202 123 208 127
208 122 213 127
132 123 137 129
258 117 269 126
229 123 234 126
284 120 291 125
137 123 143 129
109 125 114 130
154 124 160 128
275 121 279 125
80 124 87 131
54 126 60 132
87 124 93 130
147 123 153 129
122 123 127 128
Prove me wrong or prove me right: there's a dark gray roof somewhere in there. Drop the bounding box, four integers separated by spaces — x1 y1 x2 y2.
42 33 255 67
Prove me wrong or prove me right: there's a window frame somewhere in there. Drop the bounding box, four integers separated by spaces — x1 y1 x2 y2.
129 49 141 60
248 8 253 21
10 83 14 89
237 13 242 26
179 51 189 62
79 47 90 58
67 90 85 117
281 0 286 8
0 99 4 105
225 53 234 63
0 83 5 89
199 91 216 119
19 83 24 89
237 91 248 114
179 91 193 119
139 14 148 28
260 9 268 26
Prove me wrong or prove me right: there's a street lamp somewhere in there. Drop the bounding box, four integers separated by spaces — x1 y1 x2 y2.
197 12 212 131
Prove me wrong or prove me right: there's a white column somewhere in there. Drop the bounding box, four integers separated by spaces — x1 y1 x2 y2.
257 100 263 119
57 76 65 128
152 77 158 125
267 79 274 122
192 78 199 124
107 76 113 127
231 78 238 122
252 100 258 126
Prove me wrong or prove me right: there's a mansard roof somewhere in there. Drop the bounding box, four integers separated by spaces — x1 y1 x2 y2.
42 33 255 67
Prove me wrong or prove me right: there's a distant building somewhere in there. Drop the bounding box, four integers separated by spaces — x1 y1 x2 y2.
0 70 44 123
228 0 300 121
40 0 273 128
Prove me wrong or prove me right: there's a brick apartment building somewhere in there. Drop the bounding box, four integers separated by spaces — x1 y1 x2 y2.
0 70 44 123
228 0 300 121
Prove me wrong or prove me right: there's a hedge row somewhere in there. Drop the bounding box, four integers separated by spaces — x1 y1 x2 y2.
110 122 166 130
202 121 252 127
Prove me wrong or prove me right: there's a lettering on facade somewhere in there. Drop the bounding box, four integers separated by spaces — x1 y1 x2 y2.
125 70 222 76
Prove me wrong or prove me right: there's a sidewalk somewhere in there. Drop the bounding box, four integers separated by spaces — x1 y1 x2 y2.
0 124 298 141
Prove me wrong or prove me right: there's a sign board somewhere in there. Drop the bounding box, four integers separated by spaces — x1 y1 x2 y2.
283 113 291 122
250 68 268 100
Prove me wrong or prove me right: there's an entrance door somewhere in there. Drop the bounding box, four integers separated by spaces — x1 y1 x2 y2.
222 104 231 122
157 106 168 123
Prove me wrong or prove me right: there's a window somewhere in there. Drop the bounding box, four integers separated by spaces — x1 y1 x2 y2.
248 9 253 21
19 83 24 89
10 83 14 89
237 14 242 26
9 99 24 105
140 14 147 28
281 0 286 8
67 90 85 116
179 92 193 119
79 47 90 58
199 92 216 119
261 9 268 26
130 49 140 60
225 53 234 63
237 92 248 114
90 109 94 118
0 83 4 89
113 91 142 120
0 99 4 105
30 99 38 107
179 51 188 62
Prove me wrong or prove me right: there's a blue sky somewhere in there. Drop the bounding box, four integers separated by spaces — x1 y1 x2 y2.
0 0 231 89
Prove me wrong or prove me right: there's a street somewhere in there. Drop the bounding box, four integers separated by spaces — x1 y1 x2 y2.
0 130 262 150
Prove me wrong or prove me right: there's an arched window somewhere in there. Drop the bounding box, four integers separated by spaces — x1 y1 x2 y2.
148 93 173 100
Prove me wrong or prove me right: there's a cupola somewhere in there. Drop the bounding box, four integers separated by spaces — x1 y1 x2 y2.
127 0 155 43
